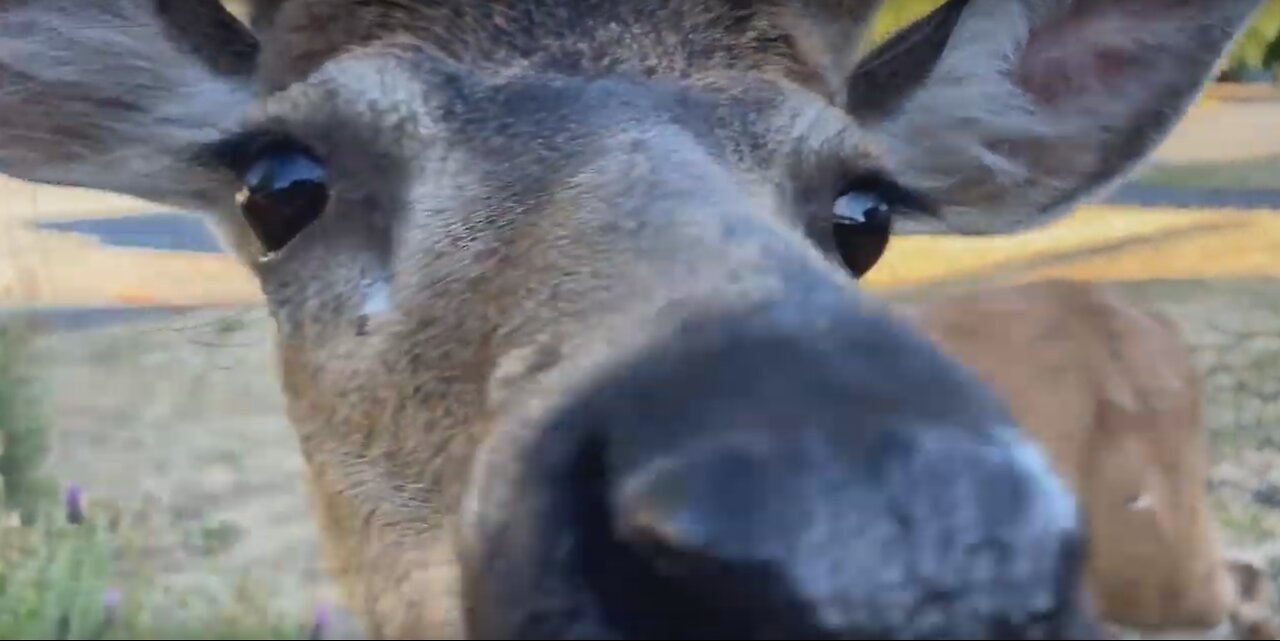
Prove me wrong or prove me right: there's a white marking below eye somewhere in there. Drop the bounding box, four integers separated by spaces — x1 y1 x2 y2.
1126 493 1154 511
361 278 393 317
833 191 886 224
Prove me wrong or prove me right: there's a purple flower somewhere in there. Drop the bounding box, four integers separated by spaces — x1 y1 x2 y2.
64 484 84 525
88 587 122 639
309 603 331 640
101 587 121 624
101 587 121 611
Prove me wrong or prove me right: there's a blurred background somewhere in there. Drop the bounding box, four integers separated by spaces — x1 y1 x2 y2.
1 1 1280 638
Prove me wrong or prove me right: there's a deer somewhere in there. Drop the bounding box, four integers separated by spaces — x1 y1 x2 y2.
890 278 1278 639
819 187 1274 638
0 0 1265 638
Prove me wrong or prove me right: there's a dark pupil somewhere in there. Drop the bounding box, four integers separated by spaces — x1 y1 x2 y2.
238 151 329 254
833 197 892 279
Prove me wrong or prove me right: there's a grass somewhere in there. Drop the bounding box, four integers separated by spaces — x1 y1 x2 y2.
0 501 318 639
0 324 322 640
0 321 56 525
1131 154 1280 192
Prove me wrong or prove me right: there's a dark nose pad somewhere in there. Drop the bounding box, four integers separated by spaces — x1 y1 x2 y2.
608 441 838 639
605 432 1101 640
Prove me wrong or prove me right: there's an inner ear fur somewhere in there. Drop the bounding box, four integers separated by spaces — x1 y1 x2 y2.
843 0 1264 234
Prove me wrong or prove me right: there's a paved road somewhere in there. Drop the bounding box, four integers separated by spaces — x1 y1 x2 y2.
35 214 225 254
21 183 1280 264
2 91 1278 331
5 187 1279 332
1106 185 1280 210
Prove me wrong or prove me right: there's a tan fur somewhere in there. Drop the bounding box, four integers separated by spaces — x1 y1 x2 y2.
0 1 1266 637
900 280 1274 637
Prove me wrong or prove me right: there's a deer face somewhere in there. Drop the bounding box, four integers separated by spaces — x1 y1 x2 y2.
0 0 1262 637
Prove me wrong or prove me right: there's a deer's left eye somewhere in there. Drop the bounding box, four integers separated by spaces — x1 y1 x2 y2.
831 190 892 279
235 143 329 255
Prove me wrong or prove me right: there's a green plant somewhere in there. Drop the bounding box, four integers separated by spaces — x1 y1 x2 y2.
0 511 120 639
0 489 317 639
0 322 56 526
864 0 944 51
1223 0 1280 79
0 321 319 639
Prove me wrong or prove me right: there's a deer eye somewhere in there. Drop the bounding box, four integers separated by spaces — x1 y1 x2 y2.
831 190 892 279
235 144 329 255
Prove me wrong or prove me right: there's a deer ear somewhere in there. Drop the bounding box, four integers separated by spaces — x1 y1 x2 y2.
0 0 257 214
844 0 1264 235
770 1 887 101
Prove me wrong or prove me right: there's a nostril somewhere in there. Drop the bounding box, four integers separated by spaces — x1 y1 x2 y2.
612 476 719 591
613 445 781 564
597 442 829 639
613 458 705 555
557 428 1107 641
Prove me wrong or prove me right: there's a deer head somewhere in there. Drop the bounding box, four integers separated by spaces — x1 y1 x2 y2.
0 0 1262 637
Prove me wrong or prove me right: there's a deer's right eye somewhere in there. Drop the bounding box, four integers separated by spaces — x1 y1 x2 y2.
235 145 329 255
832 190 892 279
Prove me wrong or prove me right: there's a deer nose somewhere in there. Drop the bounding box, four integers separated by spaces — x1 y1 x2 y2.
462 308 1107 639
608 427 1098 639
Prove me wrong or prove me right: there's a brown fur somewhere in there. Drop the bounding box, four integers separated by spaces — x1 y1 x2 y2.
899 279 1275 636
0 1 1266 637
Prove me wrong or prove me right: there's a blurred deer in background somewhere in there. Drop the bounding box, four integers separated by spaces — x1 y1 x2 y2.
899 279 1278 640
0 0 1265 637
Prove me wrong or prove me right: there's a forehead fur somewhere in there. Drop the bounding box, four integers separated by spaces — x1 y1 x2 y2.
255 0 876 94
